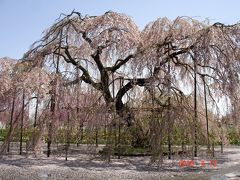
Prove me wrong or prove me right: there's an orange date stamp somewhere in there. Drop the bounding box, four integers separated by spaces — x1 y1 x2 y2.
178 159 217 168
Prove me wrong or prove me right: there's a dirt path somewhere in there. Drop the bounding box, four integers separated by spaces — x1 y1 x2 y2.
175 163 240 180
0 146 240 179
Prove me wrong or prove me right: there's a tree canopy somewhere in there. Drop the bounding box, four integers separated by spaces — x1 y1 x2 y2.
0 11 239 160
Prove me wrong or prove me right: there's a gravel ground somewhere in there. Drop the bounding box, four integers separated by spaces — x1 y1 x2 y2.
0 146 239 180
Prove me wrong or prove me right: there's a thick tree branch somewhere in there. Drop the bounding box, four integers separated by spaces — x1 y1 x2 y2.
54 47 102 90
106 54 134 73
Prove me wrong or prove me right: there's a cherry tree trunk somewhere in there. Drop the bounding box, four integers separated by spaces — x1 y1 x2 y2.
19 90 25 155
7 92 16 153
194 59 198 157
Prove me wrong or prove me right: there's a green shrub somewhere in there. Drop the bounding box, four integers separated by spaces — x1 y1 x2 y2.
0 128 8 141
227 128 240 145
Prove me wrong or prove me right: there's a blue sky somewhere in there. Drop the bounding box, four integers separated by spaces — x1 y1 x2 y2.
0 0 239 59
